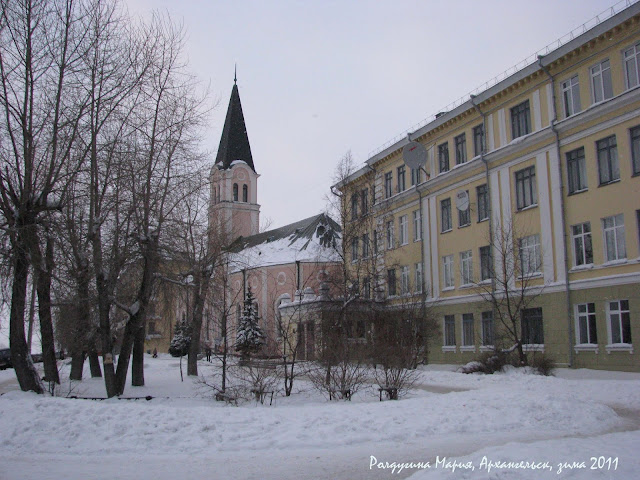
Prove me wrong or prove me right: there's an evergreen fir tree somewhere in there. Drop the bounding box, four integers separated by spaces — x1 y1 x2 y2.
169 318 192 357
235 286 265 358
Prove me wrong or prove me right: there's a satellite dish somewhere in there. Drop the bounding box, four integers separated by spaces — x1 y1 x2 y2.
402 141 427 170
455 190 469 211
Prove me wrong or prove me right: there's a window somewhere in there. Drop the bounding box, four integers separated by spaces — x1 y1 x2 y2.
362 233 370 259
481 311 494 346
387 269 397 297
630 125 640 176
399 215 408 245
441 198 452 232
147 321 158 335
458 191 470 227
351 237 359 262
460 250 473 285
438 142 450 173
384 172 393 198
373 229 378 254
413 210 422 241
521 307 544 345
400 266 410 295
442 255 454 288
480 245 492 281
397 165 406 193
519 234 541 276
362 277 371 300
566 147 587 194
562 75 581 117
444 315 456 347
473 124 485 157
462 313 474 346
386 220 394 250
597 135 619 185
455 133 467 165
233 183 239 201
624 42 640 90
242 184 248 202
576 303 597 345
476 184 489 222
510 100 531 139
414 262 422 293
590 59 613 103
411 168 421 186
602 214 626 262
351 193 359 220
361 188 369 215
571 222 593 267
608 300 631 344
515 166 537 210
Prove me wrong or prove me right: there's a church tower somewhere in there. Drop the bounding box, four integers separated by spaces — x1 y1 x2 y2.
209 75 260 243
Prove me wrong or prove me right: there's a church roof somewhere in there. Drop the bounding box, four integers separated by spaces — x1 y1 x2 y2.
214 81 256 173
227 213 341 271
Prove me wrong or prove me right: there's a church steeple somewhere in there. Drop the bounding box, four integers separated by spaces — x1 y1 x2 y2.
215 75 256 173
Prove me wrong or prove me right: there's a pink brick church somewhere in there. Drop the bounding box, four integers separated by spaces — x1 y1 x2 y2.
207 77 341 357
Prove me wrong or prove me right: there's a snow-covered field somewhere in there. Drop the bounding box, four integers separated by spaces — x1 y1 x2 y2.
0 356 639 479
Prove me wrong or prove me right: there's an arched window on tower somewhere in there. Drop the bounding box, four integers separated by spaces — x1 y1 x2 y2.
233 183 238 201
242 184 248 202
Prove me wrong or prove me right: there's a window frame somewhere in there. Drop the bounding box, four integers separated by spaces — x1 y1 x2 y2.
590 59 613 104
350 193 359 220
414 262 423 293
480 245 492 281
387 268 397 297
438 142 450 173
575 303 597 345
441 198 452 232
481 311 494 347
623 42 640 91
399 215 408 245
510 100 531 139
519 234 541 276
442 255 454 289
521 307 544 346
384 171 393 198
351 237 359 262
462 313 474 347
454 133 467 165
242 184 248 202
606 300 631 346
571 222 593 267
413 209 422 241
566 147 588 194
596 135 619 185
460 250 473 286
602 214 626 262
515 165 537 210
458 190 470 227
473 123 485 157
362 233 370 259
476 184 489 222
397 165 406 193
361 188 369 215
561 75 581 118
386 219 395 250
400 265 410 295
630 125 640 176
444 315 456 347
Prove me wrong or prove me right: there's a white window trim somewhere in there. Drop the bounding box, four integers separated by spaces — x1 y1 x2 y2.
442 255 454 289
623 42 640 91
571 222 593 268
460 250 473 286
399 215 408 246
590 59 612 105
574 303 598 351
602 214 626 263
460 346 476 353
562 75 580 118
522 344 545 352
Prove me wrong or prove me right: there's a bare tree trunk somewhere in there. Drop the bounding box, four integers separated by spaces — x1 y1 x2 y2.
70 352 86 381
27 278 37 350
9 238 43 393
187 275 209 376
88 347 102 378
35 235 60 384
132 322 146 386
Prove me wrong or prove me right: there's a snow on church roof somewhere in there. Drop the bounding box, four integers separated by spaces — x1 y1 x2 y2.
227 213 341 272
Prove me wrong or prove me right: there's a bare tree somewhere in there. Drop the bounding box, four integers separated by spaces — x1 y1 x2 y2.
0 0 92 392
476 218 545 366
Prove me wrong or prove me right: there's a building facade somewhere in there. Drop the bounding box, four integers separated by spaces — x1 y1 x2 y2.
337 4 640 371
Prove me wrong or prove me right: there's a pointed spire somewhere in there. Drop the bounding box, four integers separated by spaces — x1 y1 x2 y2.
214 74 256 173
234 63 237 84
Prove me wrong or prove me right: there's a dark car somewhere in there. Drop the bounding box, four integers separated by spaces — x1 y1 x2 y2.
0 348 11 370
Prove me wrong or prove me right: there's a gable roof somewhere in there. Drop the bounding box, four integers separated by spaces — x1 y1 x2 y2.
227 213 341 271
215 82 256 173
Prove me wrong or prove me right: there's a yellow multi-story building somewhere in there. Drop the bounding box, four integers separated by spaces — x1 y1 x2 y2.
337 3 640 371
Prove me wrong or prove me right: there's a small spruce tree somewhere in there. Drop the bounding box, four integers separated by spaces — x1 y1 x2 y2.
169 318 192 358
235 287 265 359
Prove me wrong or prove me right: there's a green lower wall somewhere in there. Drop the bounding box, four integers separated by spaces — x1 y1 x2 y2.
426 283 639 372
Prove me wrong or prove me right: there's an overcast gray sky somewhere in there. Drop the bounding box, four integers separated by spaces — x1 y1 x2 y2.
126 0 618 230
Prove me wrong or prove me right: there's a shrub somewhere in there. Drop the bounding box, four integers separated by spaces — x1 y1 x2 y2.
530 353 556 376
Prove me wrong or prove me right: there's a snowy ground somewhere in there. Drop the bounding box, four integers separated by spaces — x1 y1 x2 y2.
0 356 639 480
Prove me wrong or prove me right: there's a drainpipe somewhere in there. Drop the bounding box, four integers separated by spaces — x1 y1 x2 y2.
470 95 497 317
538 55 574 368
